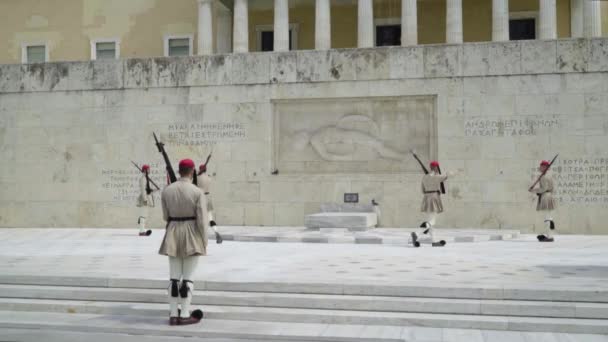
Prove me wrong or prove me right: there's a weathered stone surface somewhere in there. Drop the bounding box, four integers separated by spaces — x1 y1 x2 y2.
231 53 270 84
0 39 607 231
557 39 588 73
588 38 608 72
388 46 424 79
0 64 23 93
296 50 330 82
424 45 462 78
462 43 490 76
521 40 557 74
270 52 297 83
488 41 521 75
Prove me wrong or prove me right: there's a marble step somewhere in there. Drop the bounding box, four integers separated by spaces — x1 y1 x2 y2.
1 275 607 302
0 301 608 334
0 311 406 342
1 285 608 319
4 326 608 342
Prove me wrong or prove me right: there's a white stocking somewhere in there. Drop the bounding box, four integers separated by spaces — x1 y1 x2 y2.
179 256 199 318
419 213 438 242
168 257 182 317
544 212 554 239
209 211 219 234
138 207 148 233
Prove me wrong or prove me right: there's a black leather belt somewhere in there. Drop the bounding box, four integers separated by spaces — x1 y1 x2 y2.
424 191 440 194
204 192 210 195
168 216 196 222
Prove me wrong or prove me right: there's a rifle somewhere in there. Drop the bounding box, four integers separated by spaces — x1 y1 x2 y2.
204 149 213 167
145 171 153 195
529 154 559 191
153 133 177 184
130 160 161 191
411 150 445 194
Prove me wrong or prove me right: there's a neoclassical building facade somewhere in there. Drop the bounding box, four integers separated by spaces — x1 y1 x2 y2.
1 0 607 64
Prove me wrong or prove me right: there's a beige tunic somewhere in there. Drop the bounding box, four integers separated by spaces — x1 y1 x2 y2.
532 173 556 211
158 177 208 258
420 173 448 213
197 173 214 212
136 175 154 207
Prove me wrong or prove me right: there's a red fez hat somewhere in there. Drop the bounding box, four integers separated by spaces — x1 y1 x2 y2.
540 160 550 167
199 164 207 172
430 161 440 168
142 164 150 172
179 159 195 169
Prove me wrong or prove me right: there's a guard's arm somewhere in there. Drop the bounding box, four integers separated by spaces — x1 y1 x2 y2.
196 191 209 250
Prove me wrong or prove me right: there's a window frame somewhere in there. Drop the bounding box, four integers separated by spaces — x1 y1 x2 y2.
21 42 49 64
254 24 299 52
509 11 539 40
90 38 121 60
163 34 194 57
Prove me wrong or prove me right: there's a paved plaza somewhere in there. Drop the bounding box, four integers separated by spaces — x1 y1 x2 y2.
0 228 605 288
0 228 607 341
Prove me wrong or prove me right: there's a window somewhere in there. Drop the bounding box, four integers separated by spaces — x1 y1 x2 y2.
21 43 48 64
259 30 293 51
374 18 401 47
510 19 536 40
376 25 401 46
255 24 298 52
509 12 538 40
90 39 120 60
164 35 193 57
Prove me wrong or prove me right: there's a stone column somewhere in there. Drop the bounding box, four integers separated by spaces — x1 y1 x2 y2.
401 0 418 46
446 0 463 44
315 0 331 50
233 0 248 53
274 0 290 51
358 0 374 48
492 0 509 41
583 0 601 38
197 0 214 55
539 0 557 40
570 0 583 38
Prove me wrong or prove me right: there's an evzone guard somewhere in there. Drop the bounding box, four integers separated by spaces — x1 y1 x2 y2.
158 159 207 325
198 161 223 244
529 156 558 242
410 151 456 247
134 162 160 236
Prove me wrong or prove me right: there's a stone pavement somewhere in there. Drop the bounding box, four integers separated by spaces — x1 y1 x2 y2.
0 228 604 289
0 228 608 341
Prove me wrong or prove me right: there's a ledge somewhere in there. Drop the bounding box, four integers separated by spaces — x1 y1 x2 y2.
0 38 606 94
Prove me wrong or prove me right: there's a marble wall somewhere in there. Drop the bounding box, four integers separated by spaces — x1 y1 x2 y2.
1 38 607 234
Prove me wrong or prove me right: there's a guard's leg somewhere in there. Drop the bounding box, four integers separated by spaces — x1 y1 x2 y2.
138 207 151 236
168 257 182 325
209 211 222 244
543 212 555 242
429 213 446 247
178 256 202 324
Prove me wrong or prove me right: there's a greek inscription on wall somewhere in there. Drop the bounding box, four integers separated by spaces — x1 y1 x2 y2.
101 165 164 203
165 122 247 147
465 116 561 137
551 158 608 205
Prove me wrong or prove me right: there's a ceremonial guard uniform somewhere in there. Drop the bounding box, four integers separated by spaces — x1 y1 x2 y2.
412 161 449 247
136 164 154 236
159 159 207 325
198 164 222 244
530 160 557 242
